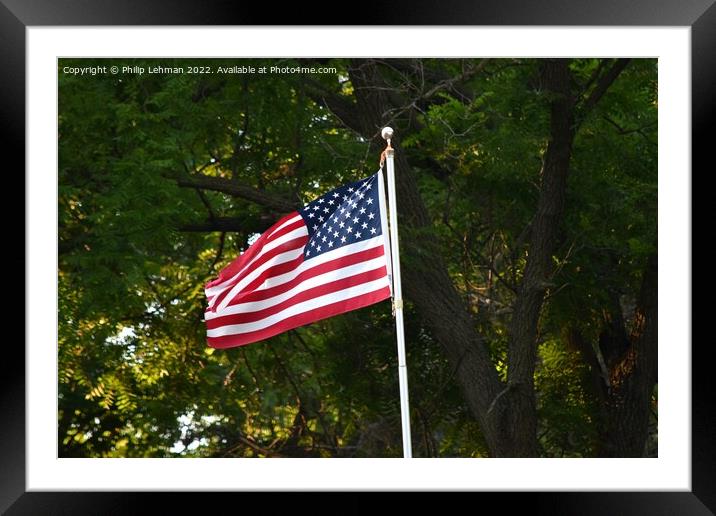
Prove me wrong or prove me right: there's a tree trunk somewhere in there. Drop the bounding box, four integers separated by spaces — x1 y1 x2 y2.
349 60 525 455
502 59 576 456
568 253 658 457
600 253 658 457
348 59 578 457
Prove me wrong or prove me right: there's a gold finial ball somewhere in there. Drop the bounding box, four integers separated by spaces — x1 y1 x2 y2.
381 127 394 141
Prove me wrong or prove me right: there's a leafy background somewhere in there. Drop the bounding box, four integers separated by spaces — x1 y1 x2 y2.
58 58 657 457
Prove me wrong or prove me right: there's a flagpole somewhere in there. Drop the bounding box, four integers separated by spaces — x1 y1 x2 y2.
381 127 413 459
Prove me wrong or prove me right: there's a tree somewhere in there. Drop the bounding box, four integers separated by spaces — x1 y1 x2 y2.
58 57 657 457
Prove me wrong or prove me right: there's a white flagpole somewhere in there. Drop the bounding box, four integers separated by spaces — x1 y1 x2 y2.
381 127 413 458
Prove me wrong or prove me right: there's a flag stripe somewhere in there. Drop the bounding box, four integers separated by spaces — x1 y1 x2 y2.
207 285 391 348
378 169 393 296
205 253 386 320
211 233 309 311
217 245 387 312
267 213 303 239
205 213 302 295
246 236 384 293
205 266 388 328
207 222 307 299
207 235 386 313
205 212 298 291
207 276 391 337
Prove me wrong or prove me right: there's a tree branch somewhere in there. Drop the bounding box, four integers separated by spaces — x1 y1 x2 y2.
177 175 298 213
179 214 282 235
302 78 365 135
580 59 631 116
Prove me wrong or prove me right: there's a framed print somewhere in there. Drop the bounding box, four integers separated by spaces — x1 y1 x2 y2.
2 0 710 513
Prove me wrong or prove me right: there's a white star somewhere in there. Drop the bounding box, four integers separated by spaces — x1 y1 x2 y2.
347 227 353 233
348 187 354 192
340 236 347 243
370 227 377 234
322 236 327 243
312 224 318 230
310 241 315 247
355 232 362 239
308 212 315 219
368 212 375 220
333 231 339 238
361 222 368 229
318 216 325 222
342 195 348 201
323 207 329 213
339 207 345 214
313 205 320 211
367 198 373 205
333 192 339 198
316 245 322 252
353 217 359 224
306 249 311 256
344 212 351 219
366 184 372 190
358 193 365 199
351 202 358 209
328 199 334 205
303 206 310 211
328 241 334 248
317 231 321 236
360 207 366 214
339 221 345 228
318 198 324 203
361 182 368 188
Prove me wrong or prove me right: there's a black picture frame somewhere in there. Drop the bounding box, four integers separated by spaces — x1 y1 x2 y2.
2 1 709 513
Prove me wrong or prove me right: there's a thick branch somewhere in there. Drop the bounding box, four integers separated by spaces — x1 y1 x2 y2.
580 59 631 116
177 175 298 213
302 78 365 135
179 216 260 233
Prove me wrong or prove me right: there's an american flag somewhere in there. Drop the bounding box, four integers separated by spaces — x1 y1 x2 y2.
204 171 392 348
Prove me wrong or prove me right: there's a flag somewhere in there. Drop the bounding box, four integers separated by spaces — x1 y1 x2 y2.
204 171 392 348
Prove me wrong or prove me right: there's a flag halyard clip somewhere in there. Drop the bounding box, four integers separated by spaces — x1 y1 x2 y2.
391 297 403 317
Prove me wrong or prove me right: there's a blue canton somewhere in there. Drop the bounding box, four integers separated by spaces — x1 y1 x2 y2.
299 173 382 260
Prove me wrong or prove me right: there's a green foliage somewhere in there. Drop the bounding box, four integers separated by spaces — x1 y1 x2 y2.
59 58 656 457
535 340 598 456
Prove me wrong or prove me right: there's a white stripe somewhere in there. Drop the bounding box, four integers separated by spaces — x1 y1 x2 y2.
205 255 387 320
254 235 385 292
206 226 308 298
204 235 386 314
267 214 302 239
207 276 390 337
215 245 306 312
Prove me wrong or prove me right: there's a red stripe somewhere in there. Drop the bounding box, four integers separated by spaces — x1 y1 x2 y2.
210 234 308 309
220 253 305 307
207 286 391 348
206 266 388 329
265 218 306 241
223 245 386 308
205 211 299 289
